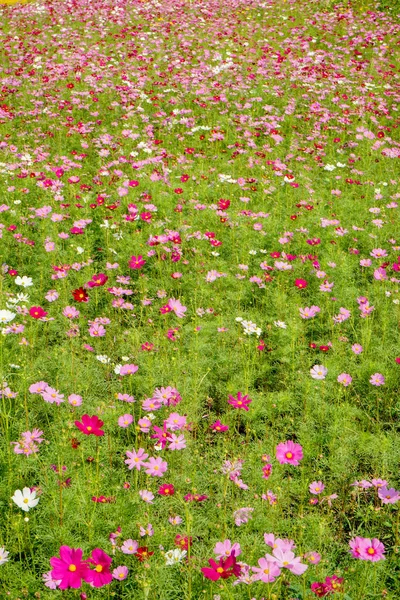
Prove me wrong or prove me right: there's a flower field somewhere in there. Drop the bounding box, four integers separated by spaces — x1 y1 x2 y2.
0 0 400 597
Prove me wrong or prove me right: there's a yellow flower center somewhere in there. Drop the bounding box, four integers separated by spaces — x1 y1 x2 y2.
23 498 29 503
216 567 224 573
263 568 270 574
95 565 103 572
367 548 375 555
69 564 77 572
286 452 293 459
87 426 92 431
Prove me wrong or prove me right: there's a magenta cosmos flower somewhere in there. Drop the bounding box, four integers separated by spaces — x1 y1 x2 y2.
86 548 113 587
227 391 252 411
276 441 303 466
75 414 104 436
49 546 89 590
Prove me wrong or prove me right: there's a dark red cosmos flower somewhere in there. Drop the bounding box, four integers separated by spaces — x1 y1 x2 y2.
135 547 154 562
201 551 241 581
319 345 330 352
72 287 89 302
218 198 231 210
75 415 105 437
87 273 108 288
295 278 308 289
158 484 175 496
311 582 329 597
29 306 48 319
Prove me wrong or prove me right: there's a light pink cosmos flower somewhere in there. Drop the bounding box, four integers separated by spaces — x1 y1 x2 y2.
144 457 168 477
112 566 128 581
214 540 242 560
233 507 254 526
29 381 49 394
42 386 64 405
351 343 363 354
264 534 295 552
252 555 281 583
68 394 82 407
139 524 154 537
304 551 321 565
167 298 187 318
139 490 155 504
121 540 138 554
165 413 187 431
299 306 320 319
125 448 149 471
168 434 186 450
369 373 385 386
275 441 303 466
271 548 308 575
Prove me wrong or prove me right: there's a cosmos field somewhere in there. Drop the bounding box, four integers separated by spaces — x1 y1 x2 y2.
0 0 400 598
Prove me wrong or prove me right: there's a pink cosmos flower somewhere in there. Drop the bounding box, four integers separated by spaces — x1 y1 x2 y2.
378 487 400 504
168 434 186 450
337 373 352 386
304 551 321 565
351 343 363 354
264 534 295 552
214 540 242 560
125 448 149 471
118 414 134 428
49 546 89 590
165 413 187 431
358 538 385 562
210 420 229 432
42 570 61 589
144 456 168 477
128 255 146 269
227 391 252 411
86 548 113 587
119 364 139 376
276 441 303 465
309 481 325 495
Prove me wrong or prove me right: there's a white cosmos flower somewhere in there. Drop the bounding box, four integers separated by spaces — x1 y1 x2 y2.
15 276 33 288
0 547 9 566
12 487 40 512
274 321 287 329
164 549 187 565
0 310 16 324
310 365 328 380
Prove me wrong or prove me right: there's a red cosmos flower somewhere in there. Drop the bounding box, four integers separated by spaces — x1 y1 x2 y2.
395 357 400 365
141 342 155 351
128 255 146 269
257 340 266 351
70 227 84 235
140 212 152 222
294 278 308 289
319 345 330 352
72 287 89 302
87 273 108 288
227 391 252 411
160 304 173 314
201 551 241 581
75 415 105 437
218 198 231 210
135 547 154 562
175 535 192 551
180 174 189 182
311 582 329 597
184 493 208 502
29 306 48 319
8 269 18 276
158 483 175 496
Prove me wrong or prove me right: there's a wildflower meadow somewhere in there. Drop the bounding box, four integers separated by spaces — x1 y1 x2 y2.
0 0 399 598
